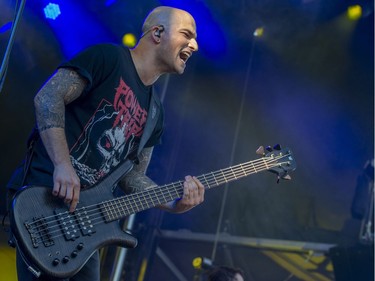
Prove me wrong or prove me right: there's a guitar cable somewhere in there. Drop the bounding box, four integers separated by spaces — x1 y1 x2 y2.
12 236 42 278
2 129 38 246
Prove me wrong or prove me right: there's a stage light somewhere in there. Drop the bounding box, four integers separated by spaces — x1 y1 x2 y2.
122 33 137 48
253 27 264 37
44 3 61 20
192 256 214 269
0 22 12 34
42 0 114 58
347 5 362 20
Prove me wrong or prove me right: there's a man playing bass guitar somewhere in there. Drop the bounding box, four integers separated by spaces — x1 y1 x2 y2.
7 6 204 281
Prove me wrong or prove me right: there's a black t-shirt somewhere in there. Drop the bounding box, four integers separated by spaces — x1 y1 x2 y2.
7 44 164 190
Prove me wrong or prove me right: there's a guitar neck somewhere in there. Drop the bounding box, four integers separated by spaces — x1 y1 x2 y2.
101 156 281 222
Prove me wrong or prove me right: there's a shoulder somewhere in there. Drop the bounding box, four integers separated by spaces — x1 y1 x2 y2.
93 44 132 63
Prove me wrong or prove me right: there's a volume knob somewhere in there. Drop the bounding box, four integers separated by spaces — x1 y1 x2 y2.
77 243 84 250
71 250 78 258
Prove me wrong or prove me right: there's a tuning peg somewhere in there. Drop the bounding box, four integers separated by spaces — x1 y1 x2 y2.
266 146 273 152
273 144 281 150
277 174 292 183
256 146 265 156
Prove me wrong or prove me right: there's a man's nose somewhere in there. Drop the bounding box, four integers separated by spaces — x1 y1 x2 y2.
189 38 199 52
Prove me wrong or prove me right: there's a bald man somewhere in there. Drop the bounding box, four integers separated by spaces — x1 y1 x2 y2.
7 6 203 281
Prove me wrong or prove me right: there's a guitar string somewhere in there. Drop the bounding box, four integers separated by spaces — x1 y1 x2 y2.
30 161 290 244
36 153 280 223
25 155 291 244
25 156 291 243
25 155 291 243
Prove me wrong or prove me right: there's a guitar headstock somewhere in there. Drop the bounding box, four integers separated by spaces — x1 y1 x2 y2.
256 144 296 182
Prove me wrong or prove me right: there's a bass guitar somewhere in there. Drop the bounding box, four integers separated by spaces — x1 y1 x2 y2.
10 145 296 278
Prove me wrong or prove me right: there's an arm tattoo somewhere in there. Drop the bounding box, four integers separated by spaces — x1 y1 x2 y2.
34 68 87 132
119 147 158 194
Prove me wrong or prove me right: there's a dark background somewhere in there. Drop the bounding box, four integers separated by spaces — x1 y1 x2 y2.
0 0 373 280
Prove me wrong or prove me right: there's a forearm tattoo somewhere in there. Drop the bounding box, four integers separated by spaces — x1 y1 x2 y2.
119 147 157 194
34 68 87 132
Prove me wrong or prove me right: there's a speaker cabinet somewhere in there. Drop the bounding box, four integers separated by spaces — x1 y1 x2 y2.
329 245 374 281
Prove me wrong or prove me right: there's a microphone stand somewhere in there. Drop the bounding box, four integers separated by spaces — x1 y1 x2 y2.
0 0 27 94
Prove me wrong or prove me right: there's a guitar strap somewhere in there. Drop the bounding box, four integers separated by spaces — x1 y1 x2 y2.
136 89 162 158
22 129 40 186
104 90 162 186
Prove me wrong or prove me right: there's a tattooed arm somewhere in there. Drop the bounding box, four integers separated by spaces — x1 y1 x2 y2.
119 147 157 194
118 147 158 194
119 147 205 213
34 68 87 212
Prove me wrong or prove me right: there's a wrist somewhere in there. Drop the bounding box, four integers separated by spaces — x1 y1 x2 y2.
171 198 192 214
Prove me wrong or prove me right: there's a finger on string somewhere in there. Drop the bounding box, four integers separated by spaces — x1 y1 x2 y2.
192 176 204 189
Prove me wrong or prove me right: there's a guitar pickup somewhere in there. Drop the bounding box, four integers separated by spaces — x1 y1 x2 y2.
75 207 96 236
54 210 80 241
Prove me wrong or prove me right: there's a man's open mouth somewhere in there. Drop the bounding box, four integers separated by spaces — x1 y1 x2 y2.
179 51 191 63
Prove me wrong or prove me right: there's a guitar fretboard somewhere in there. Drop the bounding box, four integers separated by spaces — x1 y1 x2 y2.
100 153 291 222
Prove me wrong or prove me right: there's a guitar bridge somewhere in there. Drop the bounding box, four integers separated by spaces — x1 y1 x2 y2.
25 216 55 248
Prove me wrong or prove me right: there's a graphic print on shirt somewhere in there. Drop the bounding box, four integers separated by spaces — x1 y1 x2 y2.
70 78 148 187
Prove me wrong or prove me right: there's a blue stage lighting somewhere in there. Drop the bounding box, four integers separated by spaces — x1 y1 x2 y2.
105 0 118 7
44 3 61 20
44 0 115 58
159 0 227 59
0 22 12 34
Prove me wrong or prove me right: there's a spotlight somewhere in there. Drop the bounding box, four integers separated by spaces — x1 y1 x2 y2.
253 27 264 37
122 33 137 48
0 22 12 34
44 3 61 20
347 5 362 20
192 257 214 270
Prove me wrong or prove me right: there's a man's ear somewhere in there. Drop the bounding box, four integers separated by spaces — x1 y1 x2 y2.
154 25 164 37
153 25 164 42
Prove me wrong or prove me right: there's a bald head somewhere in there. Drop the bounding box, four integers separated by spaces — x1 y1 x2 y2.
131 5 198 81
141 6 196 36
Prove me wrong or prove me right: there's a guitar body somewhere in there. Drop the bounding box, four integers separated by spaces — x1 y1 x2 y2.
10 185 138 279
